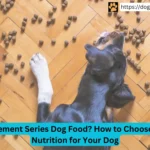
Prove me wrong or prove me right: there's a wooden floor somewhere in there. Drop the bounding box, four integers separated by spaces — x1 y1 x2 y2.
0 0 150 149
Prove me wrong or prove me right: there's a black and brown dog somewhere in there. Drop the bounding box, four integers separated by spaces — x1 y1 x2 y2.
30 31 135 150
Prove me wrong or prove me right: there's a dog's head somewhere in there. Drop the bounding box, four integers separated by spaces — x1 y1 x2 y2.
85 31 135 108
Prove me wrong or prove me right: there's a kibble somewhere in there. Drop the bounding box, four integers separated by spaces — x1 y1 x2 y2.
125 36 129 42
10 1 14 7
47 19 51 26
145 82 150 88
23 17 28 22
31 17 37 23
14 68 18 74
136 66 141 72
67 20 71 26
64 40 69 47
51 18 55 24
118 18 123 23
8 63 14 69
12 30 17 36
8 35 12 41
22 21 26 27
34 14 38 20
115 22 120 28
72 36 77 42
64 24 69 30
0 74 2 79
21 62 25 68
51 39 56 45
21 26 25 33
137 16 141 22
39 40 44 47
14 135 18 139
4 67 9 74
64 0 68 6
127 56 131 62
139 31 144 37
136 52 141 58
17 54 22 60
48 11 53 17
38 17 43 23
20 75 25 82
5 63 9 68
136 39 141 45
117 14 121 20
108 12 112 16
53 6 57 12
146 89 150 95
126 50 131 55
6 4 11 9
123 30 128 36
5 40 9 47
132 37 136 44
141 37 145 43
30 81 35 88
130 59 135 65
1 32 6 40
68 16 72 20
12 36 16 44
0 99 2 104
2 54 7 60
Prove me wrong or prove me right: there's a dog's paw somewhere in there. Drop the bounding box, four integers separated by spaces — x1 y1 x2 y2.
30 53 49 80
30 53 53 104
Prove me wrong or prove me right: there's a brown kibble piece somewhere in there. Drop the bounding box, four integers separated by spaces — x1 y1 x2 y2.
8 35 12 41
136 52 141 58
136 39 141 45
17 54 22 60
22 21 26 26
21 62 25 68
5 40 9 47
126 50 131 55
115 22 120 28
125 36 129 42
23 17 28 22
64 0 68 6
4 67 9 74
48 11 53 17
73 16 77 21
20 75 25 82
0 99 2 104
72 36 77 42
136 66 141 72
108 12 112 16
14 135 18 139
53 6 57 12
118 18 123 23
67 20 71 26
31 17 36 23
38 17 43 23
34 14 38 19
64 24 69 30
64 40 69 47
51 18 55 24
145 82 150 88
146 89 150 95
127 57 131 62
117 14 121 20
0 74 2 79
39 40 44 47
8 63 14 69
21 26 25 33
2 54 7 60
12 30 17 36
1 32 6 40
12 36 16 44
137 16 141 22
51 39 56 45
132 37 136 44
14 68 18 74
129 30 135 35
47 19 51 26
141 37 145 43
68 16 72 20
30 81 35 88
129 34 133 39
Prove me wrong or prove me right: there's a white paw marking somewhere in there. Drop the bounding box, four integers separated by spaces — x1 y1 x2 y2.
30 53 53 104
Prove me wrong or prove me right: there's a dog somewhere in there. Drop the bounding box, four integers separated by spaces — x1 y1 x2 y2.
30 31 135 150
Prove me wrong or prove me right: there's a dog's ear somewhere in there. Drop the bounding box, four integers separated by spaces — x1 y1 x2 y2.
85 44 99 64
107 84 135 108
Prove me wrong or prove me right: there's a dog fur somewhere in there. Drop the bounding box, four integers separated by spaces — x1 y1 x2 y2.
30 32 135 150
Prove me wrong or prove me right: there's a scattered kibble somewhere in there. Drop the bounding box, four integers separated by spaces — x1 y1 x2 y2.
136 52 141 59
21 62 25 68
48 11 53 17
64 24 69 30
2 54 7 60
14 135 18 139
14 68 18 74
8 63 14 69
17 54 22 60
23 17 28 22
39 40 44 47
20 75 25 82
22 21 26 27
1 32 6 40
4 67 9 74
38 17 43 23
72 36 77 42
34 14 38 20
30 81 35 88
137 16 141 22
72 16 77 21
145 82 150 88
51 39 56 45
21 26 25 33
68 16 72 20
64 40 69 47
146 89 150 95
0 99 2 104
126 50 131 56
53 6 57 12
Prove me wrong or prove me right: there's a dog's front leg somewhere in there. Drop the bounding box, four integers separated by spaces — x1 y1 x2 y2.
30 53 53 122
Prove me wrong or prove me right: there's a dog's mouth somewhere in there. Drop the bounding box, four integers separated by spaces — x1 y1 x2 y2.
96 31 124 51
